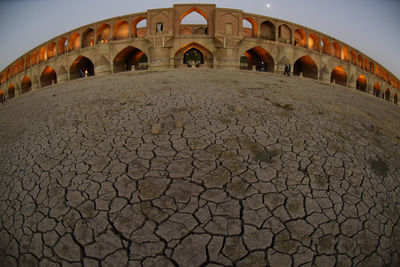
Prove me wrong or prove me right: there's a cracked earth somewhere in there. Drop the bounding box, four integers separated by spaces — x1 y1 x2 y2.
0 69 399 266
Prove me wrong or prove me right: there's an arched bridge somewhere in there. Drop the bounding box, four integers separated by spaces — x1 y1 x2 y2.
0 4 399 104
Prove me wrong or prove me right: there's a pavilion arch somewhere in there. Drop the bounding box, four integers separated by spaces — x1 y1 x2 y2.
174 42 213 68
243 17 257 38
241 46 275 72
308 33 319 51
8 84 15 99
341 46 349 62
39 46 47 62
32 50 38 66
370 62 375 74
69 33 80 51
180 7 209 25
356 75 367 92
26 54 31 69
293 55 318 79
21 75 32 94
351 50 357 65
294 29 306 47
385 88 390 101
19 58 25 73
364 58 369 72
48 42 56 59
132 17 147 37
113 46 148 72
114 20 129 40
278 24 291 44
70 56 94 80
260 21 275 40
97 24 111 43
358 55 363 69
321 38 330 55
58 37 67 55
82 28 95 48
331 66 347 87
40 66 57 88
332 42 340 59
373 82 381 97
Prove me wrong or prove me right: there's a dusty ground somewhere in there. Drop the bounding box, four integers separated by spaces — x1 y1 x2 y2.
0 69 399 266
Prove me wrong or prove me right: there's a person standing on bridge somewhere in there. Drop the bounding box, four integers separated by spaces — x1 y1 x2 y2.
287 64 291 76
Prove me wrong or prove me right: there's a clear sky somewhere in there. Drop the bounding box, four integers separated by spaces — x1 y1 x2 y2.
0 0 399 78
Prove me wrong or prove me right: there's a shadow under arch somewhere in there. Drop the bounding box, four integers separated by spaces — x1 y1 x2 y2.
21 75 32 93
174 42 213 68
241 46 274 72
293 55 318 79
70 56 94 80
331 66 347 87
113 46 148 72
41 66 57 88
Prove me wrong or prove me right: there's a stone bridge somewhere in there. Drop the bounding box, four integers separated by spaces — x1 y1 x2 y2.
0 4 399 104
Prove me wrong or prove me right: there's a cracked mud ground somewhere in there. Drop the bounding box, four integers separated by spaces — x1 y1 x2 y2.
0 69 400 266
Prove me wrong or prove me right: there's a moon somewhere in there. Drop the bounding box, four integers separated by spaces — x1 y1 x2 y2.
267 3 271 8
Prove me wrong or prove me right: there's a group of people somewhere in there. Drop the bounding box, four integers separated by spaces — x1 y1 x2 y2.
0 89 5 104
283 64 291 76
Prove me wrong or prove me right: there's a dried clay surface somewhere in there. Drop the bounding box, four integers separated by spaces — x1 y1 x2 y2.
0 69 399 266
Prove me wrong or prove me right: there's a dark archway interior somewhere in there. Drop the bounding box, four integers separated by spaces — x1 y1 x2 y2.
331 67 347 87
8 85 15 98
41 67 57 87
243 47 274 72
293 56 318 79
21 76 32 93
70 57 94 80
184 48 204 65
114 47 148 72
356 76 367 92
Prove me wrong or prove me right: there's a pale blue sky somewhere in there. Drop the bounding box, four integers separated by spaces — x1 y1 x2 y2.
1 0 399 78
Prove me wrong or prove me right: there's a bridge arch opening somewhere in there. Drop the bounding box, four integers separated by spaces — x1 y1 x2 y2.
356 75 367 92
58 38 67 55
241 46 274 72
332 42 340 59
114 46 148 72
133 17 147 37
97 24 111 43
294 29 306 47
308 33 319 51
82 28 95 48
321 38 330 55
174 42 213 68
243 18 257 38
260 21 275 40
385 88 390 101
21 76 32 93
70 56 94 79
293 56 318 79
69 33 80 51
48 42 56 59
373 82 381 97
41 66 57 87
278 24 291 43
331 66 347 86
8 84 15 99
114 20 129 40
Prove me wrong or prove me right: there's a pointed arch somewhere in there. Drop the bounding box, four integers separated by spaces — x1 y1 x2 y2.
174 42 213 68
26 54 31 69
293 55 318 79
32 50 38 66
321 38 330 55
241 46 275 72
332 42 340 59
308 33 319 51
294 29 306 47
70 56 94 80
39 46 47 62
179 7 209 24
364 58 370 72
351 50 357 65
331 66 347 86
97 24 111 43
243 17 257 38
21 76 32 94
278 24 291 43
82 28 95 48
8 84 15 98
341 46 349 62
58 37 67 55
356 75 367 92
132 17 147 37
69 33 80 51
260 21 275 40
113 20 129 40
358 55 363 69
113 46 148 72
48 42 56 59
41 66 57 88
